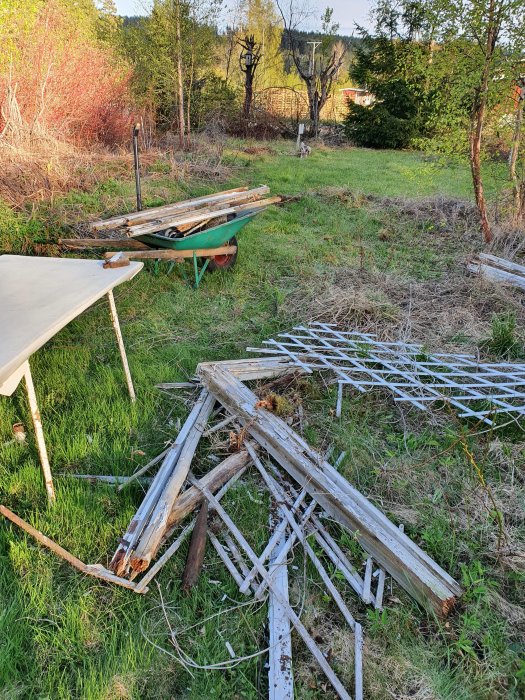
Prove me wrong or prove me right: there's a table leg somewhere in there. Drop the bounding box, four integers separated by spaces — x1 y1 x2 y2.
107 290 136 402
23 362 55 502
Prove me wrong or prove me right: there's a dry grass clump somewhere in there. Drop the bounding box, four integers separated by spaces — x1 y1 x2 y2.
157 132 233 182
317 187 480 236
0 138 164 209
288 267 525 354
292 595 437 700
0 134 232 211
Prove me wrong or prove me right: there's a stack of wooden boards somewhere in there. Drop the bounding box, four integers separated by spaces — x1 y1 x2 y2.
61 186 280 248
467 252 525 290
1 351 462 700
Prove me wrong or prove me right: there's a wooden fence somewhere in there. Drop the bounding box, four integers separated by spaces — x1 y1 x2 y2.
254 87 373 123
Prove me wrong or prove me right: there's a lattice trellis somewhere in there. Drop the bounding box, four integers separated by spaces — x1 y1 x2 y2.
248 322 525 426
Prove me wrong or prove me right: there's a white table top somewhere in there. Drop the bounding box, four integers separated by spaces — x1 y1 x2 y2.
0 256 143 393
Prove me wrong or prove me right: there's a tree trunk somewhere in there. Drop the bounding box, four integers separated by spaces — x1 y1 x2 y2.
470 104 492 243
509 89 524 223
305 80 318 136
243 68 254 118
469 1 497 244
186 43 195 144
175 0 185 150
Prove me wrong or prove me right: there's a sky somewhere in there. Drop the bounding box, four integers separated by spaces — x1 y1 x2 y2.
113 0 374 34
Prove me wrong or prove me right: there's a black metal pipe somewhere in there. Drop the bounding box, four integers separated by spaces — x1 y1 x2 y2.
132 123 142 211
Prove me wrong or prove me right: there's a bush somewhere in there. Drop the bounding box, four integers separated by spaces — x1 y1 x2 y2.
0 1 132 147
190 74 240 131
344 79 419 149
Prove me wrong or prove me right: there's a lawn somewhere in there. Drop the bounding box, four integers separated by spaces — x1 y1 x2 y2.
0 142 523 700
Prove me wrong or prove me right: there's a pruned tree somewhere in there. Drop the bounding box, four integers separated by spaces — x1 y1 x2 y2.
238 34 261 117
276 2 345 135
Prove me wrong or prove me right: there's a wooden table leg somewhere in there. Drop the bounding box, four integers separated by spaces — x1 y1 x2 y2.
107 290 136 402
23 361 55 502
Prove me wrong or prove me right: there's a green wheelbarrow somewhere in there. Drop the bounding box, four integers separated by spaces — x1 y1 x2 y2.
104 210 258 288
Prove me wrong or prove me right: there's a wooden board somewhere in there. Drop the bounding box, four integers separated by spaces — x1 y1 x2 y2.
126 197 280 238
88 187 251 230
103 246 237 263
197 362 462 617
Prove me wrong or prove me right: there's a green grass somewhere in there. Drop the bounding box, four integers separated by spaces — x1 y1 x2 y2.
0 143 523 699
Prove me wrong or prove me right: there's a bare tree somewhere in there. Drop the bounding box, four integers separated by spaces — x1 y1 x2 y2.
238 35 261 118
276 2 345 135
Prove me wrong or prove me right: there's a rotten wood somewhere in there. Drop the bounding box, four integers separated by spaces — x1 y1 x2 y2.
59 238 149 250
110 390 211 577
135 466 248 593
127 392 215 576
181 502 208 592
88 186 251 230
105 246 237 264
126 195 280 238
162 450 252 540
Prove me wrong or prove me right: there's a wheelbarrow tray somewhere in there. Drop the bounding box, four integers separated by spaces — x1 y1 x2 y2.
136 211 257 251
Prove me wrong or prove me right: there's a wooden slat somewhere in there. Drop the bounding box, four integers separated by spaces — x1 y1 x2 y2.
109 390 211 577
104 246 237 263
477 252 525 276
197 362 462 617
126 198 279 239
59 238 150 250
162 450 252 542
125 188 273 232
189 477 352 700
468 260 525 289
181 502 208 592
135 465 248 593
0 505 146 593
128 393 215 575
88 187 251 230
268 502 294 700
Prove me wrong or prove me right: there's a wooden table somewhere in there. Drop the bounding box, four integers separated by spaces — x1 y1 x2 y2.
0 255 143 501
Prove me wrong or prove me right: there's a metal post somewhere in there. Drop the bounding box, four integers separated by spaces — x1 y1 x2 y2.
23 361 55 502
133 123 142 212
107 290 136 402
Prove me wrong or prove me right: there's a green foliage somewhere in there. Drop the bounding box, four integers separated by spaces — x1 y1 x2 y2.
345 77 420 148
344 26 433 149
121 0 222 129
190 74 240 129
345 0 524 157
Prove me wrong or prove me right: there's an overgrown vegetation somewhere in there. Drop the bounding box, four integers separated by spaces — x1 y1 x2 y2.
0 145 523 699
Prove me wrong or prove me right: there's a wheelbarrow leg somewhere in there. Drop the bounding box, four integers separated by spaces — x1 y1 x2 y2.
192 252 210 289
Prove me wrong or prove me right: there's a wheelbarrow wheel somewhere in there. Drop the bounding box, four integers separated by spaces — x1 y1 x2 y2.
206 236 238 272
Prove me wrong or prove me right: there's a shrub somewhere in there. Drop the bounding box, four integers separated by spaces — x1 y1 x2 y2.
0 1 132 147
344 80 419 149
